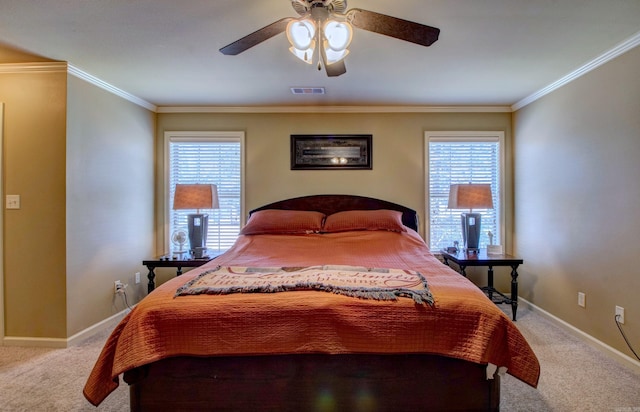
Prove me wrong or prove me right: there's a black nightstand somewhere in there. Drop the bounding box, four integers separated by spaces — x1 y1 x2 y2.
441 249 523 321
143 252 216 293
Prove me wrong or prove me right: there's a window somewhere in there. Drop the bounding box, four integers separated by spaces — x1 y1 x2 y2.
425 131 504 251
165 131 245 254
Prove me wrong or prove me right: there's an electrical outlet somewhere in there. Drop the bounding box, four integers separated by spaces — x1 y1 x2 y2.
615 306 625 324
135 272 141 284
114 280 124 294
578 292 586 308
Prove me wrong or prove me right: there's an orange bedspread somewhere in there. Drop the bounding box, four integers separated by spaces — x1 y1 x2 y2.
84 229 540 406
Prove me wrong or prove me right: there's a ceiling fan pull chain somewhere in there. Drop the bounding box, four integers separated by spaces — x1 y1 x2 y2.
317 28 322 70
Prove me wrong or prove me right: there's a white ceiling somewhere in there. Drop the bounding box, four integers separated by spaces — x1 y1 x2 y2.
1 0 639 109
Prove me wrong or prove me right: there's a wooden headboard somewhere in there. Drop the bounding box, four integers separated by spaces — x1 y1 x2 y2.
249 194 419 232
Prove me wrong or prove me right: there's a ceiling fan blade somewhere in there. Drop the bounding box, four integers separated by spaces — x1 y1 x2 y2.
325 59 346 77
346 8 440 47
219 17 295 55
321 47 347 77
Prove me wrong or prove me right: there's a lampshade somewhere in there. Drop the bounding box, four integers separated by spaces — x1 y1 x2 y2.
173 184 219 211
448 184 493 211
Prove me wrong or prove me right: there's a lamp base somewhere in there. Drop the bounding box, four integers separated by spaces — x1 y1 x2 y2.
187 213 209 252
461 212 482 252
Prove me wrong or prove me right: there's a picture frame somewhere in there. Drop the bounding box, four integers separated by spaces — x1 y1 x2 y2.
290 134 372 170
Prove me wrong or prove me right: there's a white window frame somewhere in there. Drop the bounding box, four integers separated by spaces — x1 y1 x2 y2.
164 131 245 254
424 131 505 250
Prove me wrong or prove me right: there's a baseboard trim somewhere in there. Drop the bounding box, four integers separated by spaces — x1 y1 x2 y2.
2 309 129 348
66 309 130 346
519 297 640 374
2 336 69 349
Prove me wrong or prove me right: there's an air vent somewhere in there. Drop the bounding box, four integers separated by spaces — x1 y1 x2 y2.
291 87 326 95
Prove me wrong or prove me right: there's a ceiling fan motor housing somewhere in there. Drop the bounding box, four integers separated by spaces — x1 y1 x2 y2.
292 0 348 16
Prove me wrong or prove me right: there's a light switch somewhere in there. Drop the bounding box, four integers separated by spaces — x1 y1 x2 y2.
6 195 20 209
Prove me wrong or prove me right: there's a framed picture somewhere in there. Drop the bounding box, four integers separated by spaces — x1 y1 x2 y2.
291 134 372 170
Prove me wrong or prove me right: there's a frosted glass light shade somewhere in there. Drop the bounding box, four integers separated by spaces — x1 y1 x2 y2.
289 45 315 63
323 45 349 64
287 17 352 66
287 19 316 50
287 19 317 63
323 20 352 51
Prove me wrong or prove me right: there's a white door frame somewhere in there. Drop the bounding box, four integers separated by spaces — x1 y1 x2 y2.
0 102 5 344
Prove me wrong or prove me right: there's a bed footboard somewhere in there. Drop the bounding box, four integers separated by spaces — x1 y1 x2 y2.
124 354 499 411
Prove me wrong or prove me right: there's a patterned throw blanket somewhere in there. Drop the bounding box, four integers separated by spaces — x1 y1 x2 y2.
176 265 434 305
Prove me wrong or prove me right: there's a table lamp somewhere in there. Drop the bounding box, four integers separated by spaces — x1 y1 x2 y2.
448 184 493 252
173 184 219 253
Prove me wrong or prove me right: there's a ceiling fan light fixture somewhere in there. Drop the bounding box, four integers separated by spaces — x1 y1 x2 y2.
289 45 315 63
323 20 352 52
286 19 316 51
219 1 440 78
323 46 349 65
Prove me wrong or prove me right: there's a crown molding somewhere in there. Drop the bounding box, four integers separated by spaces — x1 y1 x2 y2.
5 29 638 115
512 30 640 111
67 64 157 112
156 105 512 114
0 61 67 73
0 61 157 111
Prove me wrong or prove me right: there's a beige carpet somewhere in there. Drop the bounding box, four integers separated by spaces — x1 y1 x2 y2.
0 329 128 412
1 306 639 411
499 308 640 411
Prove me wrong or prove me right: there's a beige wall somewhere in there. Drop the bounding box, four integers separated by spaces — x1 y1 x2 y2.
1 42 155 339
66 75 155 336
1 68 68 338
513 46 640 357
154 111 514 284
157 111 513 235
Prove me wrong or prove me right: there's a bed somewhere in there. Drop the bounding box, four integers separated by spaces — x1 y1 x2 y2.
84 194 539 411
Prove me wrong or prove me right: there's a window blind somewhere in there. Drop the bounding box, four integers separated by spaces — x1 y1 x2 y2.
168 137 242 254
428 137 501 251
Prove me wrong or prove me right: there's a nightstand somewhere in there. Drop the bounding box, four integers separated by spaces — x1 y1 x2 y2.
441 249 523 321
143 252 216 293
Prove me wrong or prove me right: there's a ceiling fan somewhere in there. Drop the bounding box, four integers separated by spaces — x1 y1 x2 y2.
219 0 440 77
